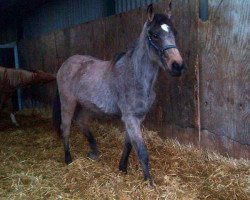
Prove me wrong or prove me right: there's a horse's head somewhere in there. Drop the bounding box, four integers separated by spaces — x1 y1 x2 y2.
146 4 185 77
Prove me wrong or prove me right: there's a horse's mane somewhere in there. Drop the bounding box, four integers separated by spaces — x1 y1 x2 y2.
110 52 126 68
109 38 141 69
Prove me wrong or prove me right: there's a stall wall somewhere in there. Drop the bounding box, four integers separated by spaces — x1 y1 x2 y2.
199 0 250 158
17 0 250 159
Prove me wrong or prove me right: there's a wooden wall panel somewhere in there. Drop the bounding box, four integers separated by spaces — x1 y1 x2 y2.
17 0 198 150
199 0 250 158
17 0 249 159
147 0 199 145
18 34 58 106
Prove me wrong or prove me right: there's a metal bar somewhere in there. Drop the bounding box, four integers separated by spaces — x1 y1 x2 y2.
0 42 22 110
199 0 208 21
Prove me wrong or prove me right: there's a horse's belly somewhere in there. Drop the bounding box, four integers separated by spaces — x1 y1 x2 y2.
61 56 119 116
77 84 120 116
80 99 120 117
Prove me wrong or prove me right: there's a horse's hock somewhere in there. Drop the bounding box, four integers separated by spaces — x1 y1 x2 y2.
17 0 250 159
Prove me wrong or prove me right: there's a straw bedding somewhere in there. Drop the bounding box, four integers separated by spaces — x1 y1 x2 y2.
0 110 249 200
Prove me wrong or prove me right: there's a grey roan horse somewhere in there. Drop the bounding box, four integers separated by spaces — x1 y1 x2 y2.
53 4 185 184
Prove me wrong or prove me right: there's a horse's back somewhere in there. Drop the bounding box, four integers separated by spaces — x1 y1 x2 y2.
58 55 105 86
57 55 119 115
58 55 98 76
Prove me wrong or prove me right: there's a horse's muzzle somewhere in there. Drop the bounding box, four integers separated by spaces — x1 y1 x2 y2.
170 61 185 77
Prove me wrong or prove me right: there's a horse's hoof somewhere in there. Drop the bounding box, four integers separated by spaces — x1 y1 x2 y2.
118 165 128 174
65 152 72 164
65 159 72 165
144 178 154 187
87 151 98 160
65 157 72 164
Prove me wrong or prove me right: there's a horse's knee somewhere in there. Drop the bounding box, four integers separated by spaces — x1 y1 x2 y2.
60 120 71 134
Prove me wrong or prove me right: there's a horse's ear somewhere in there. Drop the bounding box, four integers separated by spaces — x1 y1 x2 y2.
147 4 154 22
165 2 172 19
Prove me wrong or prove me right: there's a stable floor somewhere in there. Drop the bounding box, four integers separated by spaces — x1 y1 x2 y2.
0 110 249 200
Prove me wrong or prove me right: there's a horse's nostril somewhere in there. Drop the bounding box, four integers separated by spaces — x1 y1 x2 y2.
172 62 183 71
171 62 184 77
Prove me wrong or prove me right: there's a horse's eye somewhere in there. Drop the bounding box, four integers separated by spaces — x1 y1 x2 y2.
152 33 159 39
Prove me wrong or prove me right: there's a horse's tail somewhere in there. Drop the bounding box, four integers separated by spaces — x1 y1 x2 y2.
53 89 61 137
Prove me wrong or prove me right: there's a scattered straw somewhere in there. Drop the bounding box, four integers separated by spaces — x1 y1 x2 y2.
0 110 249 199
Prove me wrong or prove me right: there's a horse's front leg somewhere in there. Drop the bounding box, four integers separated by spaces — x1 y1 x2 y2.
4 94 19 126
121 115 151 182
10 113 19 126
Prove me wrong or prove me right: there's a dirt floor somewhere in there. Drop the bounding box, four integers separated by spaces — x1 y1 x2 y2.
0 110 249 200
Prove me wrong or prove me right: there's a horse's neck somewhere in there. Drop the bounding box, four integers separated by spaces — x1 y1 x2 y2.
129 35 159 90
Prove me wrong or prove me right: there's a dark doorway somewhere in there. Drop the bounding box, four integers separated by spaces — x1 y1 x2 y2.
0 48 19 111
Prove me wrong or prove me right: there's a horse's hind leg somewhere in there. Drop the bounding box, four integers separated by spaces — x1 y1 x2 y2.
60 97 76 164
81 126 98 160
76 112 98 160
119 132 132 173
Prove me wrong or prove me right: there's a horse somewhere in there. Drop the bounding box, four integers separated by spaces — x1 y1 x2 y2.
0 66 55 126
53 4 185 184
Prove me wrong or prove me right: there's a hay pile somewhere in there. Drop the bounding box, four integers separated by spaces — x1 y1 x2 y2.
0 111 249 200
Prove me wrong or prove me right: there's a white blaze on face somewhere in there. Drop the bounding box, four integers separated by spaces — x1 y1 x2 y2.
161 24 169 32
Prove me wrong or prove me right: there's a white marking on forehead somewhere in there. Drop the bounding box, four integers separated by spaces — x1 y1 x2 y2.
161 24 169 32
